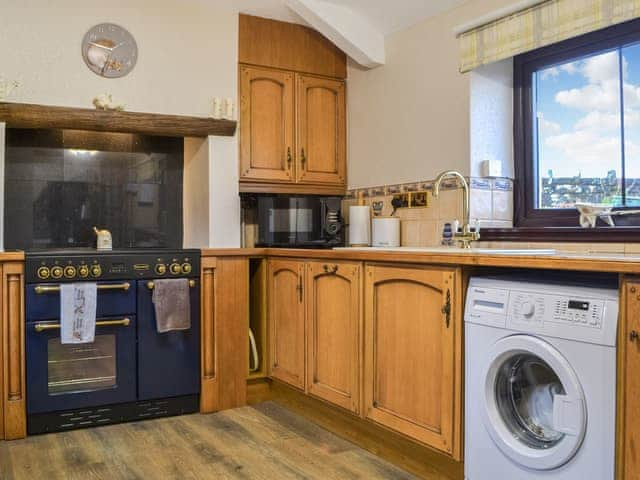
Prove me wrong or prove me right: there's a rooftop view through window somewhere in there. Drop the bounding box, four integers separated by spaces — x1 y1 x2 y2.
535 43 640 209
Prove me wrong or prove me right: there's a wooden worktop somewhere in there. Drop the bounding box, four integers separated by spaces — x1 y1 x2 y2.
0 251 24 262
201 247 640 274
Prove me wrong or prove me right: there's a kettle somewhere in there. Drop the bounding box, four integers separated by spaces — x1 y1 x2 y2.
93 227 113 251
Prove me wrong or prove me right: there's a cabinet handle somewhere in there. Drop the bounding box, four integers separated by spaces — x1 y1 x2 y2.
442 289 451 328
323 264 339 274
287 147 292 167
631 330 639 342
300 148 306 168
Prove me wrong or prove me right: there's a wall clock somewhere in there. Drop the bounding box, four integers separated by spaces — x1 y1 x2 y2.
82 23 138 78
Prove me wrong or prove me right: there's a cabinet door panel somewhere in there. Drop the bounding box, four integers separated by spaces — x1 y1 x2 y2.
296 75 346 186
306 262 360 413
268 259 305 389
364 265 460 457
619 280 640 480
240 66 294 182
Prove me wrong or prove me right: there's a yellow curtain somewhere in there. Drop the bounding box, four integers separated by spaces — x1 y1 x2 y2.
459 0 640 73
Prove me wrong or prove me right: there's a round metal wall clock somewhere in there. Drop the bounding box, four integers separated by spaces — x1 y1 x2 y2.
82 23 138 78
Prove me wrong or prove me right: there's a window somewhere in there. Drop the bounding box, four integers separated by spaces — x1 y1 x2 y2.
514 18 640 228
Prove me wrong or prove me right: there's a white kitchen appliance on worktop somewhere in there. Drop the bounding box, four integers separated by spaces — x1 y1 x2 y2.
465 275 618 479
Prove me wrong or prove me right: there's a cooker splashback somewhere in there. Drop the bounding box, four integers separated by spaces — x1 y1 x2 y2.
3 128 183 250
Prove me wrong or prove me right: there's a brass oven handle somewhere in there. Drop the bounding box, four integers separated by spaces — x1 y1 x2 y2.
147 280 196 290
34 318 131 332
34 282 131 295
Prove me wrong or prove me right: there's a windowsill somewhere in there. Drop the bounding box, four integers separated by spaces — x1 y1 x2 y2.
481 226 640 243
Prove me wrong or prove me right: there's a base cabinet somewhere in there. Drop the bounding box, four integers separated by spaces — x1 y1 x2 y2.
363 264 461 458
619 280 640 479
268 259 306 390
265 258 462 459
306 261 361 413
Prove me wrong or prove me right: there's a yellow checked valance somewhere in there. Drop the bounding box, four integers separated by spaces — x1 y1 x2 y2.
459 0 640 73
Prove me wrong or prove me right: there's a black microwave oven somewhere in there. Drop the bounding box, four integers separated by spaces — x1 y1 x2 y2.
253 195 343 248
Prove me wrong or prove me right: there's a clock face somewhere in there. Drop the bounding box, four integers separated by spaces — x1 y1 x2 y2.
82 23 137 78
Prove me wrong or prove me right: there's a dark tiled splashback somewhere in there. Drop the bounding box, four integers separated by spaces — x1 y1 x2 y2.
4 129 184 250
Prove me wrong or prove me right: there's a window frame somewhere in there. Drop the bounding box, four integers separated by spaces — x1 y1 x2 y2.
514 18 640 228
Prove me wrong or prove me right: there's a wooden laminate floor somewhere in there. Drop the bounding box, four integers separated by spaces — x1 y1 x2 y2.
0 402 417 480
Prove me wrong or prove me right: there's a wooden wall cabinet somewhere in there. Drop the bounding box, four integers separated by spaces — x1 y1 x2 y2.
268 259 306 389
363 264 462 459
240 66 347 193
239 66 295 183
306 261 361 413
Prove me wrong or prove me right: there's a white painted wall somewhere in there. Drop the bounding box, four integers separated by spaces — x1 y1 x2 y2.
347 0 518 189
0 0 241 247
469 59 514 178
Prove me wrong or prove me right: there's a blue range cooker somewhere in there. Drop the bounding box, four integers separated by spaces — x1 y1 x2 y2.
24 249 201 434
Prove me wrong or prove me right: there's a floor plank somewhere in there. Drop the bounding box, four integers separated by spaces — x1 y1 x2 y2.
0 402 417 480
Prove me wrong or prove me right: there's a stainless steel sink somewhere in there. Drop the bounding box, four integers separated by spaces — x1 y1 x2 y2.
336 247 557 255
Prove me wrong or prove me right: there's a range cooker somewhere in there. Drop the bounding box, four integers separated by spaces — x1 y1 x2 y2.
25 249 201 434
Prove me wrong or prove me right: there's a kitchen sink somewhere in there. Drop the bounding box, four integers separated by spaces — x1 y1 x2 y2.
336 247 557 255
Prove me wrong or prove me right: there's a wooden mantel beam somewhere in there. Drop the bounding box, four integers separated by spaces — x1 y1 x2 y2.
0 102 237 138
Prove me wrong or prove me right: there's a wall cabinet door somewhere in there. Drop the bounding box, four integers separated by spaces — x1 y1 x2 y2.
268 259 305 389
240 66 295 183
296 75 346 186
363 264 461 457
306 261 361 413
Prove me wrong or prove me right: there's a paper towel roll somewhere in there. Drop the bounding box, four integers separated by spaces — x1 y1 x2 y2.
349 206 370 246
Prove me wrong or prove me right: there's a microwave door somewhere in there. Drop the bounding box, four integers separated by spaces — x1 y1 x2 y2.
293 198 322 246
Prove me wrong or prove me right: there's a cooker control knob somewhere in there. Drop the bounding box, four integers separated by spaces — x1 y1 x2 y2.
64 266 77 279
90 265 102 278
51 266 64 279
181 263 192 274
78 265 89 278
37 266 51 280
170 263 182 275
155 264 167 275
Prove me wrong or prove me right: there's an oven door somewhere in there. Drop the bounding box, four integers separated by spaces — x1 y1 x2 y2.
137 280 200 400
26 315 137 414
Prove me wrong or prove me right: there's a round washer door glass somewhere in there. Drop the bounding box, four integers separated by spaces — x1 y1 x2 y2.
482 335 586 471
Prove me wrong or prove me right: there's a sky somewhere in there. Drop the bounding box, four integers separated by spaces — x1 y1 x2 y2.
536 43 640 182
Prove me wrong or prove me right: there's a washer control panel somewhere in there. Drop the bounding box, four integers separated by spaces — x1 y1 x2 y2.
465 277 619 346
510 291 604 329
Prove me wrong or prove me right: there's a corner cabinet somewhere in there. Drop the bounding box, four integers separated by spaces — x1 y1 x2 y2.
239 65 346 194
306 261 361 413
267 259 306 390
363 264 462 459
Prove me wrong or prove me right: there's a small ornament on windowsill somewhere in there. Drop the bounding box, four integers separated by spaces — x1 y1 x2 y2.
0 78 20 102
92 93 125 111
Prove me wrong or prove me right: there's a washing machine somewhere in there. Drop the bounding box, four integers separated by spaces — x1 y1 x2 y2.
464 276 618 479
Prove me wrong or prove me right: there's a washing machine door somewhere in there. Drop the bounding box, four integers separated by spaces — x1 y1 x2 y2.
481 334 587 471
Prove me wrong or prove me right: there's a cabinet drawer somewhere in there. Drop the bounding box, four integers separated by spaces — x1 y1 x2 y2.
26 281 137 321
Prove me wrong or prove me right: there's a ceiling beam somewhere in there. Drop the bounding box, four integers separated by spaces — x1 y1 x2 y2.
285 0 385 68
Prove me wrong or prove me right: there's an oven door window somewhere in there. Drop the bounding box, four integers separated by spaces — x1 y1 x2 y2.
48 335 117 395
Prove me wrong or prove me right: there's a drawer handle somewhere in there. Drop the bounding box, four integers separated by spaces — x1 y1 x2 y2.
147 280 196 290
631 330 639 342
34 318 131 332
34 282 131 295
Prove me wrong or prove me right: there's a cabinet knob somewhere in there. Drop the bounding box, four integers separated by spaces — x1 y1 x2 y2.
300 148 306 167
287 147 292 167
631 330 639 342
